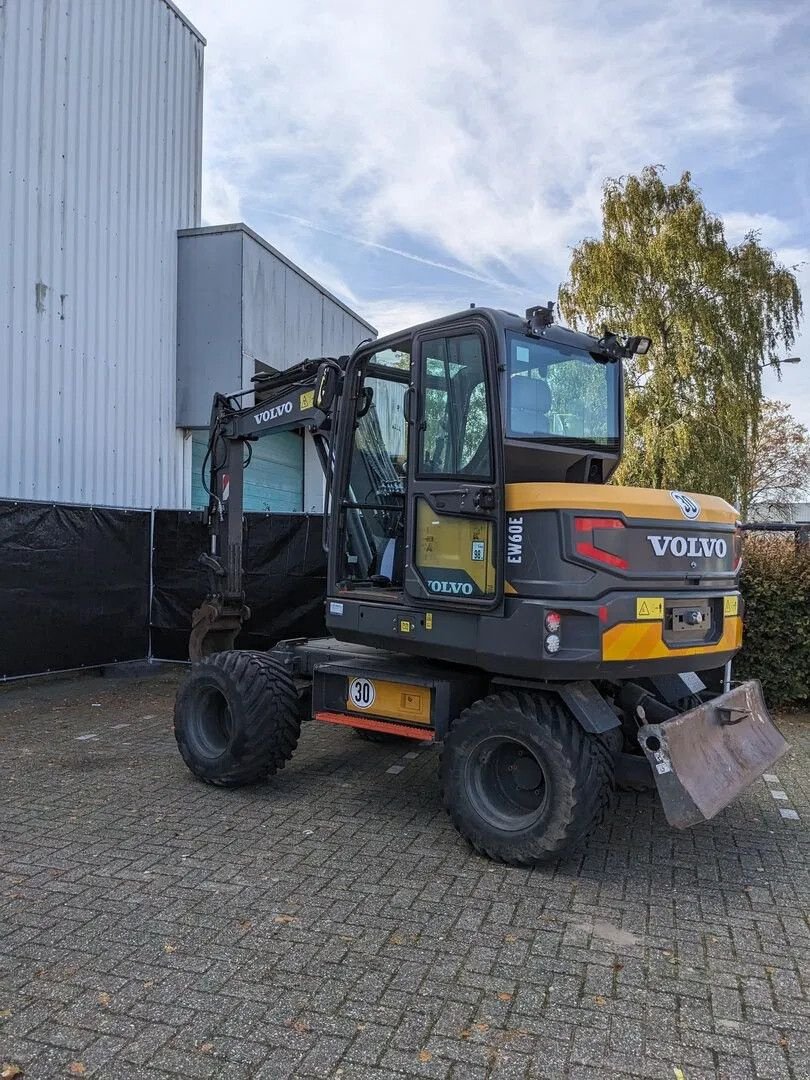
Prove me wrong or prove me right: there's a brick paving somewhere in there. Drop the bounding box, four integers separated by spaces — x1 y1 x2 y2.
1 667 808 1080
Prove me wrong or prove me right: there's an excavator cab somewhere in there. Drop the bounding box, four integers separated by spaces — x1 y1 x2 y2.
327 307 624 615
177 303 787 866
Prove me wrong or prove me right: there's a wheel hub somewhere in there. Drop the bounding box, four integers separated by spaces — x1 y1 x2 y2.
467 735 548 831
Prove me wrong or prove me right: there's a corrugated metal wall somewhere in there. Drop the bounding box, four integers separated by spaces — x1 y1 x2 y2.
0 0 204 507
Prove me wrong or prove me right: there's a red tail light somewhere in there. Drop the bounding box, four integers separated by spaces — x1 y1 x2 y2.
574 516 628 570
575 517 625 532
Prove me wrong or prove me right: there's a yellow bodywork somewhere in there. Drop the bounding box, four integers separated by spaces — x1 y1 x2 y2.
345 676 432 725
414 498 496 596
602 615 742 662
503 482 741 663
505 482 738 525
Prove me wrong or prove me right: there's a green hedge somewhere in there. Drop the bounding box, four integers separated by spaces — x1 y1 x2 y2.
734 534 810 707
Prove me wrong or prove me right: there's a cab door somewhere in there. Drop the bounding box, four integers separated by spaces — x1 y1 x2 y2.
404 323 504 609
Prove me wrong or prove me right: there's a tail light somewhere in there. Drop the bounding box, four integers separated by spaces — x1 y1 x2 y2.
544 610 562 654
574 516 628 570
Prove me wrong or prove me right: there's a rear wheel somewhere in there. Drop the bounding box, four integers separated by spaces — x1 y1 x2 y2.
174 650 301 786
440 690 613 865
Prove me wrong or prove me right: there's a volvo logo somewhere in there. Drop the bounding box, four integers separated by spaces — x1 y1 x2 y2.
427 579 475 596
254 401 293 425
647 535 727 558
670 491 700 519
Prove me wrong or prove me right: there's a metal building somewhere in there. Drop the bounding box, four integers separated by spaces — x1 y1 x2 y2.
0 0 205 508
0 0 373 511
176 224 375 513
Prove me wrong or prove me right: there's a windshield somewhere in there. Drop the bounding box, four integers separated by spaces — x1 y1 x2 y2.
506 332 620 449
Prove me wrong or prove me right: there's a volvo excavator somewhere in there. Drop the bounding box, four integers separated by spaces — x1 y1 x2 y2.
173 303 787 864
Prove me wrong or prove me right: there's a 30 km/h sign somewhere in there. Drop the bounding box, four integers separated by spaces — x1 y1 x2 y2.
348 677 376 709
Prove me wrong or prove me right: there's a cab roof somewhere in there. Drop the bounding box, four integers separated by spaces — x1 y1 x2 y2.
368 306 610 360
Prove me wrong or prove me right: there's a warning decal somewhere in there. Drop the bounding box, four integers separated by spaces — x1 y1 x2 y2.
636 597 664 620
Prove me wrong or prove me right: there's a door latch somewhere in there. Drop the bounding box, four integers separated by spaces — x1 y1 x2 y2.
474 488 496 511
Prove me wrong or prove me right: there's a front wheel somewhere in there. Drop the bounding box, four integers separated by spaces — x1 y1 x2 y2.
440 690 613 865
174 650 301 786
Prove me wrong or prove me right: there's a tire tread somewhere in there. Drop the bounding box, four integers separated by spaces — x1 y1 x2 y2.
174 650 301 786
440 690 615 865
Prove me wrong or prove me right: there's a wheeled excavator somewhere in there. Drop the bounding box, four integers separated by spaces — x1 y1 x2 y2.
173 303 787 863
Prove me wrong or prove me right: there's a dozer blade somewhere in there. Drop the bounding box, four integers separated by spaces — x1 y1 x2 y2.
636 680 789 829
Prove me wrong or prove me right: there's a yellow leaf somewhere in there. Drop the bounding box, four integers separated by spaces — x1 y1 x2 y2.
97 993 111 1008
594 995 607 1006
0 1010 12 1019
473 1022 489 1033
163 943 177 954
273 914 297 925
418 1050 432 1063
237 919 253 931
504 933 517 943
1 1066 23 1080
287 1020 311 1035
67 1065 87 1077
497 992 513 1002
673 1068 686 1080
198 1042 215 1054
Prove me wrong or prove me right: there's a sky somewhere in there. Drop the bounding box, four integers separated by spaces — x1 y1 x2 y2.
179 0 810 428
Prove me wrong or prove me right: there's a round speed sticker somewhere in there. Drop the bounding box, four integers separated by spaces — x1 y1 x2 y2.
348 677 375 709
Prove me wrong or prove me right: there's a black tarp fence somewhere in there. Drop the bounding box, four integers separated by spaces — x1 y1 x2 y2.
0 499 327 679
151 511 327 660
0 501 151 678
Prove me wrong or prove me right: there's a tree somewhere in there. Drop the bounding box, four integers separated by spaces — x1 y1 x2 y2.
558 166 803 503
739 399 810 521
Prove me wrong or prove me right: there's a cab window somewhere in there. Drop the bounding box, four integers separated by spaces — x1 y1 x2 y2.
419 333 492 478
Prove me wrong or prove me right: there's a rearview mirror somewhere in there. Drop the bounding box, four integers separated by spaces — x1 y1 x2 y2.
314 363 338 410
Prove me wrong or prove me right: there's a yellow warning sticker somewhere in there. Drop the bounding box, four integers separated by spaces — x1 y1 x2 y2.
424 612 433 630
724 595 739 617
399 619 412 633
299 390 315 410
636 597 664 620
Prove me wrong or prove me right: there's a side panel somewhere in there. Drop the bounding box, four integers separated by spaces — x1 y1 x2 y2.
413 500 496 599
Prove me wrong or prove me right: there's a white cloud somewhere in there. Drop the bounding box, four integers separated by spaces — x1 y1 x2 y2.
182 0 796 273
201 169 241 225
722 212 793 247
179 0 810 422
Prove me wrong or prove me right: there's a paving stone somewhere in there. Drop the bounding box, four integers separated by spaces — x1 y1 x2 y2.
1 670 808 1078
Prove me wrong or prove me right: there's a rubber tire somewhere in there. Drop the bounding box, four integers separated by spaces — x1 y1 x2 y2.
174 650 301 787
440 690 614 865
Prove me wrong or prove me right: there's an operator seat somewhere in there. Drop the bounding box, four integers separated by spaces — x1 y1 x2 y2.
510 375 551 435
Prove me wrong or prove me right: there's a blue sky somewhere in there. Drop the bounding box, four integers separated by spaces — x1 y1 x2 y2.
180 0 810 427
